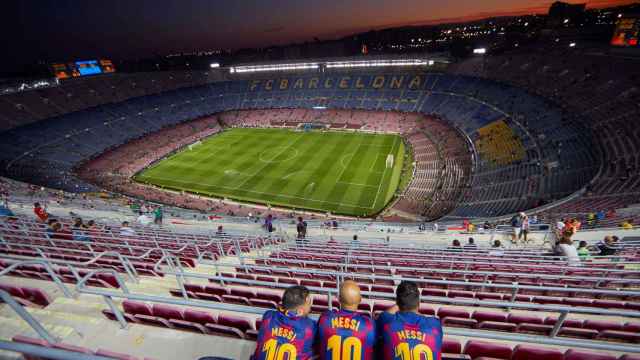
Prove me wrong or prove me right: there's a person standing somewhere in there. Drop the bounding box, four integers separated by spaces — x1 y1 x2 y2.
153 206 163 225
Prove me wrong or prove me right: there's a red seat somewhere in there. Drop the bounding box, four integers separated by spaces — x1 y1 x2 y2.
510 345 563 360
418 304 436 316
507 314 543 325
204 285 227 296
516 323 552 335
623 322 640 332
229 288 255 299
448 290 475 299
95 349 139 360
583 320 624 332
123 300 152 316
250 298 278 309
463 340 512 360
476 292 503 301
442 339 462 354
558 327 598 339
562 298 593 307
52 343 93 354
183 309 216 325
597 330 640 343
152 304 183 321
205 323 245 339
619 356 640 360
217 314 252 333
221 295 251 306
184 284 204 293
593 300 626 309
544 317 583 328
423 289 448 297
256 292 282 304
564 350 617 360
438 307 470 319
472 311 507 323
478 321 517 332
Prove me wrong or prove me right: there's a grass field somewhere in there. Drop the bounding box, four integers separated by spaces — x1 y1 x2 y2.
134 128 405 217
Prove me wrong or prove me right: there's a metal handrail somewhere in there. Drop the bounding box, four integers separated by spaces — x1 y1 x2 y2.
209 261 640 298
0 340 115 360
73 266 640 354
0 290 58 343
0 259 73 298
207 256 640 285
258 250 640 275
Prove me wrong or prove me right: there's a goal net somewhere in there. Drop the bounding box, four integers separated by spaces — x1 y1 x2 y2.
386 154 394 169
188 140 202 151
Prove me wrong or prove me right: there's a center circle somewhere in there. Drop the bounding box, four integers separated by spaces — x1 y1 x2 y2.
259 147 299 163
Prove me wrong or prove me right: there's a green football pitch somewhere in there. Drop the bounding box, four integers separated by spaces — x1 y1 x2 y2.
134 128 405 217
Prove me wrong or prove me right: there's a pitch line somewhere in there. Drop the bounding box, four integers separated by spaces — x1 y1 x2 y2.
138 175 372 209
232 134 304 191
370 135 399 209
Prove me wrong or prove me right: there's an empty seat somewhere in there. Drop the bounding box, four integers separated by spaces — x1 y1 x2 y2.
564 350 617 360
217 314 252 333
597 330 640 343
507 314 543 325
442 339 462 354
123 300 152 317
510 345 563 360
472 311 507 323
463 340 512 360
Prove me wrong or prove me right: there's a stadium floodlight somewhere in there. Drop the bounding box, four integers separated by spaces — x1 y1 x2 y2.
210 63 220 68
313 106 327 110
325 59 430 68
569 42 576 48
229 62 319 73
473 48 487 54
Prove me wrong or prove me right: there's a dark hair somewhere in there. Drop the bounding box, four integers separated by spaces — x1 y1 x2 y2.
396 281 420 311
493 240 501 248
468 237 474 244
122 221 129 226
34 202 40 207
579 241 587 248
452 239 460 247
353 235 358 241
282 285 309 310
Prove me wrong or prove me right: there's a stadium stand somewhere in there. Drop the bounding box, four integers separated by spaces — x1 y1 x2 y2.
1 51 640 359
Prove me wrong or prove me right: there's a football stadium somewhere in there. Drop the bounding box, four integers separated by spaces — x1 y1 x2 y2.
1 1 640 360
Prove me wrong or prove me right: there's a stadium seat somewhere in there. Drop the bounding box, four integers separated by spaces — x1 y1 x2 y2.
463 340 512 360
510 345 564 360
564 350 617 360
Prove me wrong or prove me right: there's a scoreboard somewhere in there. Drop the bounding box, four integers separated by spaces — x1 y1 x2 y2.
51 59 116 80
611 17 639 47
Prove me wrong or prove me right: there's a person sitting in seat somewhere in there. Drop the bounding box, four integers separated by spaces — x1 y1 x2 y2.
447 239 462 251
252 285 316 360
463 237 477 250
377 281 442 360
317 280 376 359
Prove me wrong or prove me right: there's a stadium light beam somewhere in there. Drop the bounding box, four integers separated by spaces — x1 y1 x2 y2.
209 63 220 68
473 48 487 54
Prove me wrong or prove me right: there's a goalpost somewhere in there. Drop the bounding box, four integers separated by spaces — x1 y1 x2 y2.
188 140 202 151
386 154 394 169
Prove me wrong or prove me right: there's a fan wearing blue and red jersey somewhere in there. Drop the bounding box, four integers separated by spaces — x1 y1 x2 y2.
253 285 317 360
377 281 443 360
317 280 376 360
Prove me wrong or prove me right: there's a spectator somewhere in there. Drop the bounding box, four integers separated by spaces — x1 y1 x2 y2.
483 221 491 230
489 239 505 256
253 285 316 360
510 213 521 242
216 225 225 235
51 222 73 240
519 213 530 243
463 237 477 250
351 234 359 246
376 281 442 359
587 212 595 226
153 206 163 225
317 280 376 359
596 210 605 222
264 214 274 233
296 216 307 240
448 239 462 251
556 218 566 233
136 211 153 226
596 236 616 256
72 217 91 242
45 219 58 238
120 221 136 237
33 202 49 222
577 241 590 259
621 220 633 230
557 237 581 266
0 204 14 217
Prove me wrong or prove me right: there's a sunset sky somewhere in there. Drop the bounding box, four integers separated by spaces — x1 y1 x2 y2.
3 0 637 72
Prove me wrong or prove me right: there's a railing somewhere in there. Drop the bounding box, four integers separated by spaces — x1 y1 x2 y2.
0 289 58 343
0 340 116 360
215 254 640 283
73 261 640 354
0 259 74 298
194 264 640 310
